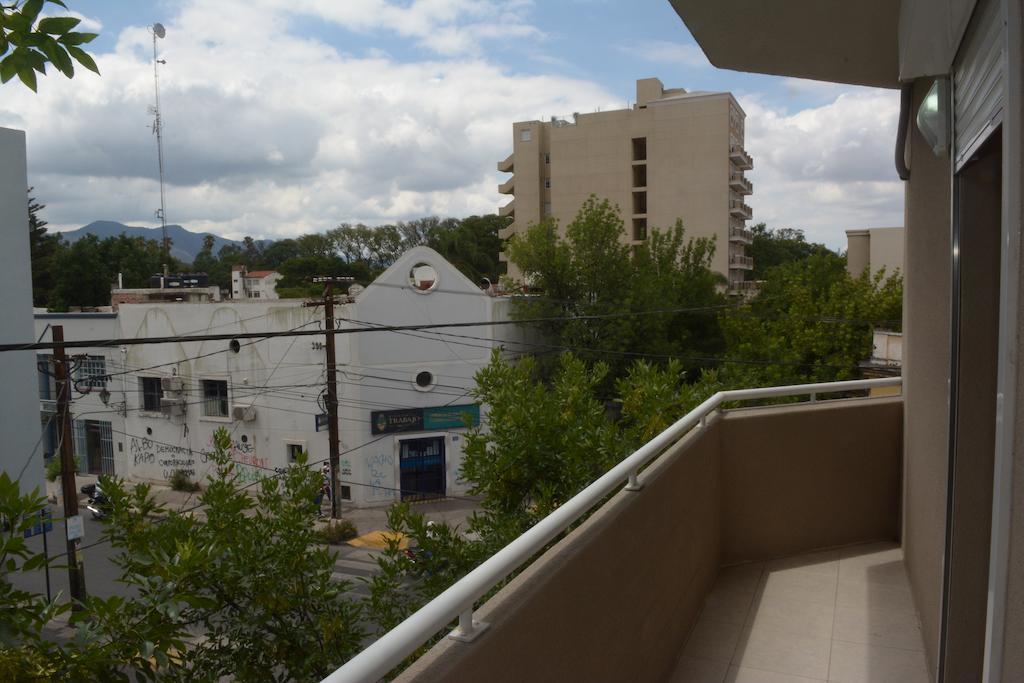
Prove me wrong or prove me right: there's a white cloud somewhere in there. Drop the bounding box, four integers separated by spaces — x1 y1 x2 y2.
739 88 903 249
38 9 103 33
625 40 707 67
1 0 610 238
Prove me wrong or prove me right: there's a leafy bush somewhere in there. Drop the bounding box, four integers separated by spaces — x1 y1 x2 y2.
167 469 200 492
315 519 358 545
44 456 77 483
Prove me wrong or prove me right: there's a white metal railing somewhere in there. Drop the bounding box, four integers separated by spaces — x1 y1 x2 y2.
324 377 903 683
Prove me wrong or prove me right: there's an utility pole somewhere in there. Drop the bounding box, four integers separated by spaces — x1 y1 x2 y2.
51 325 87 607
312 277 353 519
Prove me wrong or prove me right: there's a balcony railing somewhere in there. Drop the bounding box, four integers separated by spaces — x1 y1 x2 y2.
499 199 515 218
729 226 752 243
730 254 754 269
498 177 514 195
729 145 753 170
325 377 902 683
729 199 753 219
497 154 514 173
729 172 753 194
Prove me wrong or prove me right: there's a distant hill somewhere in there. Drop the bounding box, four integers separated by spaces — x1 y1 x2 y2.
58 221 243 264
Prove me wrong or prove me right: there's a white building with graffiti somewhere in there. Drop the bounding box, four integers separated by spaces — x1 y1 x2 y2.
34 248 518 507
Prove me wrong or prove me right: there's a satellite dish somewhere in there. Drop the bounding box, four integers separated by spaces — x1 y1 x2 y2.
153 23 166 38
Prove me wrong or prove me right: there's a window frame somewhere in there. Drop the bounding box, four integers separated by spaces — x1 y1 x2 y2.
139 376 164 413
201 378 230 419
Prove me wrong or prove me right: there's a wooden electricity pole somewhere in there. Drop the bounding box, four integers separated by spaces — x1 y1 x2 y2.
51 325 87 606
312 277 353 519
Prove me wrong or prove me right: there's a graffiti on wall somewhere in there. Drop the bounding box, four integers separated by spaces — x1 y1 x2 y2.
129 436 196 480
366 452 394 500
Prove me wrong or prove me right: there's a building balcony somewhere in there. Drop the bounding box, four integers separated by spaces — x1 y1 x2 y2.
729 172 753 195
729 279 761 297
499 199 515 218
497 177 514 195
729 226 752 244
327 379 919 683
729 145 753 170
497 154 514 173
730 254 754 269
729 200 753 220
497 224 516 240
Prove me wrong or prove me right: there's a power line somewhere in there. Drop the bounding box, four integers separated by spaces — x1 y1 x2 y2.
4 303 754 353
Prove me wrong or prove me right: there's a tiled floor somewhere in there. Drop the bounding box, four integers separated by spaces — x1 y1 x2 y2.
670 543 930 683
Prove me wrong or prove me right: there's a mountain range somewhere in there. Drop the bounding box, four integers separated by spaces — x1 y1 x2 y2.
58 221 244 263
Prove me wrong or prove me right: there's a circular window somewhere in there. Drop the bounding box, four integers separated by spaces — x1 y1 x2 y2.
241 434 248 443
229 339 241 353
409 263 439 293
414 370 434 391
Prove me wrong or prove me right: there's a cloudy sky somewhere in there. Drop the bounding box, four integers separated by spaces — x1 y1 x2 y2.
0 0 903 249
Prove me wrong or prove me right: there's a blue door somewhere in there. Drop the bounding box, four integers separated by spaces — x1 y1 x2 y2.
399 437 445 501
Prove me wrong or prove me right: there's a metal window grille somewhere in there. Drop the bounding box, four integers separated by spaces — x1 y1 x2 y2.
75 355 107 388
139 377 163 411
202 380 229 417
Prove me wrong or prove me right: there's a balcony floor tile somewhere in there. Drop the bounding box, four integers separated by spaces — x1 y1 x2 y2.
671 543 927 683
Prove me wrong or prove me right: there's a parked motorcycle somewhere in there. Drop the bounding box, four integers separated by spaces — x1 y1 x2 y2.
81 482 110 520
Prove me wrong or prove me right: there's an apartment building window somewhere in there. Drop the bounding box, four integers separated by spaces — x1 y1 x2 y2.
520 129 532 142
340 485 352 501
544 179 551 189
632 137 647 161
632 191 647 215
632 164 647 188
286 443 305 462
633 218 648 241
544 153 550 164
75 355 107 389
202 379 229 417
139 377 163 412
543 202 553 217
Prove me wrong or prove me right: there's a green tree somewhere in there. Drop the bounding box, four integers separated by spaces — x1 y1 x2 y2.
428 214 507 283
505 196 726 379
720 253 903 387
49 234 108 309
0 430 366 681
747 223 842 280
461 351 623 539
1 0 99 92
27 188 60 307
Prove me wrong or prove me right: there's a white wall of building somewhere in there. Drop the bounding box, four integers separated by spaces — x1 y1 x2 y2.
1 127 44 495
32 248 509 507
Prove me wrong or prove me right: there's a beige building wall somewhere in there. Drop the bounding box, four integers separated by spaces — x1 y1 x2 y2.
498 78 754 291
901 78 953 679
845 226 905 279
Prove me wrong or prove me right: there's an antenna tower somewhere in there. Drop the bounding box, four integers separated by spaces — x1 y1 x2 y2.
150 23 169 261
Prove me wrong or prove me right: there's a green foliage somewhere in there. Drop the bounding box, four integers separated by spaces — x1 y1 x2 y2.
461 351 623 536
43 455 76 482
720 254 904 386
28 189 59 308
365 504 487 650
747 223 842 280
167 469 200 493
1 1 99 92
505 196 726 380
314 518 358 545
616 361 723 446
2 431 365 681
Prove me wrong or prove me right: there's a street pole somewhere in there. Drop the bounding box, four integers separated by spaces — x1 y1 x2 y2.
312 276 353 519
51 325 87 607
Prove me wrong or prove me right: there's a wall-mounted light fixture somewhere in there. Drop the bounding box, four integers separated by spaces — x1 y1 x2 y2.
916 77 950 157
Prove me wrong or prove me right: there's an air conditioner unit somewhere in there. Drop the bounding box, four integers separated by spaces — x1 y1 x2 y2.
232 404 257 422
161 376 184 392
160 397 186 416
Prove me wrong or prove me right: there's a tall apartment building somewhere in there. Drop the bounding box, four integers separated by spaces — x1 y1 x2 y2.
497 77 754 292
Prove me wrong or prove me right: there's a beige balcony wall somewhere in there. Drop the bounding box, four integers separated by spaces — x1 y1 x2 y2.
719 400 903 565
400 397 902 682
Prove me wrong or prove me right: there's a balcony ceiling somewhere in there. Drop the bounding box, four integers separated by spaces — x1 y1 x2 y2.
668 0 900 88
